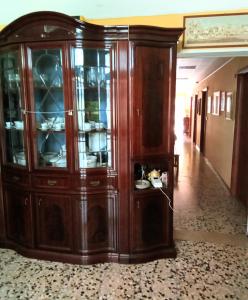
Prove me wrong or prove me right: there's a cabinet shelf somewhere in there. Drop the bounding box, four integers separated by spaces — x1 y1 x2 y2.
33 85 63 90
5 127 24 131
37 128 65 133
78 128 110 134
134 186 169 194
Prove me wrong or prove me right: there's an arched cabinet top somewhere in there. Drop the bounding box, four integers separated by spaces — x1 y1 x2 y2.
0 11 183 45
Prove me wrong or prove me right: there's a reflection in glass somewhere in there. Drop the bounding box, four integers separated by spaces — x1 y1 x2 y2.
0 50 26 166
31 48 67 168
72 48 111 168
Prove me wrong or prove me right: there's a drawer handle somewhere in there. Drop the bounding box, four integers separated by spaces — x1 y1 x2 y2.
47 180 57 186
12 176 20 182
89 180 100 187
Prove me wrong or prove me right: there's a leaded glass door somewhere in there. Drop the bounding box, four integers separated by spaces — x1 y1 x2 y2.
72 47 112 169
30 48 67 168
0 49 26 166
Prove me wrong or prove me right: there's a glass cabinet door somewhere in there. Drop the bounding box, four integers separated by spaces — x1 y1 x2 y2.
72 47 111 168
0 50 26 166
31 48 67 168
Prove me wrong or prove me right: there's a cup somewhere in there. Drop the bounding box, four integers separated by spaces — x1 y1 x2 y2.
95 122 104 130
54 123 62 130
83 122 91 131
5 122 12 128
86 67 97 87
41 122 48 130
14 121 24 129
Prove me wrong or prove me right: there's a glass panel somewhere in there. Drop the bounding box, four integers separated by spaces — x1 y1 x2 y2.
73 48 111 168
0 50 26 166
31 49 66 168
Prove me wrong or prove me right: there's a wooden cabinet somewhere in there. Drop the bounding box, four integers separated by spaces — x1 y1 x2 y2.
4 188 33 247
132 192 170 253
0 11 183 264
34 193 73 252
74 192 117 255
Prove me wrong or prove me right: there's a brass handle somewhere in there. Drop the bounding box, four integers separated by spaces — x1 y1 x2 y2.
24 198 28 206
47 180 57 186
12 176 20 182
89 180 100 187
38 198 42 206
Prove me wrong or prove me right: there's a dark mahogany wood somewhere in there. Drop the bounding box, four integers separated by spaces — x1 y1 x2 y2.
73 192 117 254
132 46 170 155
34 193 73 252
0 11 183 264
4 187 33 247
131 192 169 252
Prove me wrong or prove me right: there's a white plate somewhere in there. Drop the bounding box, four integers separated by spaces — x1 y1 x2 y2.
135 180 150 189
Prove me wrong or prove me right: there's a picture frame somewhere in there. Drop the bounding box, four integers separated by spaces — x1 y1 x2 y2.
225 92 233 120
183 13 248 49
207 96 212 114
220 91 226 112
212 91 220 116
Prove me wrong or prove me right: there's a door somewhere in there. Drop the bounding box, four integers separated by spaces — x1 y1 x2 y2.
200 90 207 154
132 192 169 253
231 72 248 208
34 193 73 252
4 188 33 246
26 44 71 170
0 48 28 167
132 45 174 156
70 45 113 170
193 95 198 144
74 192 117 254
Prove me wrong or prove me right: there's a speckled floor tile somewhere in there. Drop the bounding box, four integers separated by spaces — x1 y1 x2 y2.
0 241 247 300
174 139 247 235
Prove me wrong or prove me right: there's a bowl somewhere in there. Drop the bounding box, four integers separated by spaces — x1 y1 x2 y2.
42 152 59 162
135 180 150 189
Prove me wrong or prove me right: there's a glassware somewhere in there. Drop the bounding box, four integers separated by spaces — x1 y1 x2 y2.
31 48 66 168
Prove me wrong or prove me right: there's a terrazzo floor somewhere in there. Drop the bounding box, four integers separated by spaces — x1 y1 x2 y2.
0 138 247 300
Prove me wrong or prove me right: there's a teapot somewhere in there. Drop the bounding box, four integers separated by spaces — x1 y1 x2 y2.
148 169 160 181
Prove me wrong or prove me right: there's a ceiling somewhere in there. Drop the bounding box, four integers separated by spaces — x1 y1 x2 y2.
176 57 234 93
0 0 247 25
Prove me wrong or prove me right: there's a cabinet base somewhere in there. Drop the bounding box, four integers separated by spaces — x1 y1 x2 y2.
0 240 177 265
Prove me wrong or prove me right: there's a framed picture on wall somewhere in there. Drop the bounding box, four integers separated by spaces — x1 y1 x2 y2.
220 91 226 112
207 96 212 114
183 13 248 49
225 92 233 120
212 91 220 115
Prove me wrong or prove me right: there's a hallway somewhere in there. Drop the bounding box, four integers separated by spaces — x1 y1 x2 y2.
174 138 247 243
0 139 247 299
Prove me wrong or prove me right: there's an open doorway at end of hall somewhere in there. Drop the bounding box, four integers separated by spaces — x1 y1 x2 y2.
192 89 208 155
174 94 191 155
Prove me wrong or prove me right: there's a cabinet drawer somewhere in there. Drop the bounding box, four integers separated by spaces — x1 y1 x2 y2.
74 176 116 190
32 175 70 189
2 169 30 187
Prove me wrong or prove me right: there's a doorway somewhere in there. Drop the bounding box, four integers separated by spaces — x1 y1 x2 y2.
231 70 248 208
200 90 207 154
